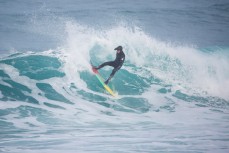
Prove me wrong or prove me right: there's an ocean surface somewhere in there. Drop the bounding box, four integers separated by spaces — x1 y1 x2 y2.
0 0 229 152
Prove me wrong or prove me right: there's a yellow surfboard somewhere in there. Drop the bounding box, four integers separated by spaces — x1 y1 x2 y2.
92 67 116 97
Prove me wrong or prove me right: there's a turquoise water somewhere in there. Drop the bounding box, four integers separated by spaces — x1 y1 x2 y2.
0 0 229 152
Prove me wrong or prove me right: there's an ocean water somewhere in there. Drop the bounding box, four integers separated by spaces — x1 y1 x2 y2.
0 0 229 152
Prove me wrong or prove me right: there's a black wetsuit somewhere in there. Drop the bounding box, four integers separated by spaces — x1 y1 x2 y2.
97 50 125 84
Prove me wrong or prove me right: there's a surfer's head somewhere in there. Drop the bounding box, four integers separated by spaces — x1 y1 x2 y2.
114 46 122 51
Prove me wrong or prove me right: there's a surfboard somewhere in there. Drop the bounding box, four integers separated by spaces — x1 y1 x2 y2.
91 67 116 97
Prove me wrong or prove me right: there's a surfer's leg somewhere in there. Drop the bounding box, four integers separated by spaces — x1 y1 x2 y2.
96 61 115 69
104 67 120 84
104 75 113 85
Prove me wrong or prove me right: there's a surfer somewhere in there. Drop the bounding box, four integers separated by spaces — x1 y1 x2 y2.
93 46 125 84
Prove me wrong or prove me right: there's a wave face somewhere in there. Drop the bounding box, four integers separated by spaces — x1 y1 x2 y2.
1 23 229 152
1 0 229 152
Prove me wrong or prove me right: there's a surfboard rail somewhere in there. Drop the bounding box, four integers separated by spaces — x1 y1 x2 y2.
92 67 116 97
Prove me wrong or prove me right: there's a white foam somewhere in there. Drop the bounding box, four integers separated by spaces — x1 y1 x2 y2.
1 21 228 130
54 21 229 101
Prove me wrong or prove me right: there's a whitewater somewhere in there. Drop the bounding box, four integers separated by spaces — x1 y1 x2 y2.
0 0 229 152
